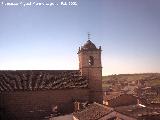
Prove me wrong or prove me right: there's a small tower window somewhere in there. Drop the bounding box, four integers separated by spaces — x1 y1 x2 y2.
89 56 94 66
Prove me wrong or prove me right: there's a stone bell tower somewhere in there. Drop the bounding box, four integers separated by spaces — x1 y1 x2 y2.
77 34 102 103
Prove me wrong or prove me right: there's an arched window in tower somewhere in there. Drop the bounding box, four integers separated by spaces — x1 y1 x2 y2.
89 56 94 66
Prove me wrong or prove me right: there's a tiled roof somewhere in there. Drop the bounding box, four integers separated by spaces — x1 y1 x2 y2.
73 102 113 120
0 70 88 92
103 92 122 101
115 105 160 119
103 92 137 101
144 94 160 104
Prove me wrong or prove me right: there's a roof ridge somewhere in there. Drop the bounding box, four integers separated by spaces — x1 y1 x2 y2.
93 102 113 110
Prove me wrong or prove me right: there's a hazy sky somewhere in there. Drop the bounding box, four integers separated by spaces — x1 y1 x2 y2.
0 0 160 75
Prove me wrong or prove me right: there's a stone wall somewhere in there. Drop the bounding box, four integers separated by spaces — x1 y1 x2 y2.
78 50 102 103
0 89 89 120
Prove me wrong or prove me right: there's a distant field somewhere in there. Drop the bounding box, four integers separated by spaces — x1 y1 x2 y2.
149 79 160 86
102 73 160 88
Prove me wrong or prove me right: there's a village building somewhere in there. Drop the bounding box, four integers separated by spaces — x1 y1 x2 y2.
73 102 160 120
73 102 113 120
0 39 103 120
103 92 138 107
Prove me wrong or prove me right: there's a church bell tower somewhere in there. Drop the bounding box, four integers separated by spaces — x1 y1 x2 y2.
77 34 102 103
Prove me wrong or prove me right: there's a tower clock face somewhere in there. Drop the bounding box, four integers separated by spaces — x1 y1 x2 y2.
89 56 94 66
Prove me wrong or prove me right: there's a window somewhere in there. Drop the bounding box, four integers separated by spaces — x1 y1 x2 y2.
89 56 94 66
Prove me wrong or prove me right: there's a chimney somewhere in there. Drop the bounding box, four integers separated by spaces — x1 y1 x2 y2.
74 101 80 112
137 99 140 106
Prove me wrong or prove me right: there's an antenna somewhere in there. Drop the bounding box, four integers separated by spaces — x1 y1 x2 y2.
87 32 91 40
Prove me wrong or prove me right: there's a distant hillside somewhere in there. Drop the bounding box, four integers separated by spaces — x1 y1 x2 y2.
102 73 160 88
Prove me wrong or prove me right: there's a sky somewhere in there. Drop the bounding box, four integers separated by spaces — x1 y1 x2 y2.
0 0 160 75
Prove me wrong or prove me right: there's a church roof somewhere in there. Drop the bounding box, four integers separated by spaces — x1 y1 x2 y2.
78 40 101 53
82 40 97 50
0 70 88 92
